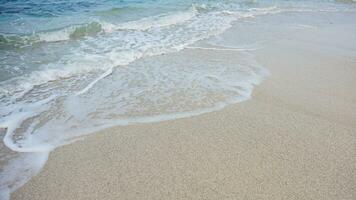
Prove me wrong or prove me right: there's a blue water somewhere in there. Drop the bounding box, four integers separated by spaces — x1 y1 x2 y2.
0 0 355 199
0 0 352 81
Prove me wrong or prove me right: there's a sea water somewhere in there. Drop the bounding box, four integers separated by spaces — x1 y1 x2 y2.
0 0 355 199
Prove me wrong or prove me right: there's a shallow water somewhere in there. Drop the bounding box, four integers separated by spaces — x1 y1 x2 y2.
0 0 355 199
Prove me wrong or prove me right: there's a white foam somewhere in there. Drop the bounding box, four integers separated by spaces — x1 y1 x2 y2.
223 6 282 19
2 95 57 152
0 5 288 102
76 67 113 96
0 152 49 200
0 8 235 102
186 46 260 51
3 49 269 152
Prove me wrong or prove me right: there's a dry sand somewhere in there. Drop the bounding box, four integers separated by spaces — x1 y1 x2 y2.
12 13 356 200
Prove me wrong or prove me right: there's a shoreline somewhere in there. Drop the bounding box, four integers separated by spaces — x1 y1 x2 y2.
11 12 356 199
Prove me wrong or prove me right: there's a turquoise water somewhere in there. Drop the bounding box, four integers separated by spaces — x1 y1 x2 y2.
0 0 355 199
0 0 354 81
0 0 353 81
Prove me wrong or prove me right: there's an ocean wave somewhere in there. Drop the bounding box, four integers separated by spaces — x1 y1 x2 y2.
0 6 234 100
2 4 345 102
0 6 199 47
3 4 335 110
39 22 103 42
3 4 343 48
0 22 105 47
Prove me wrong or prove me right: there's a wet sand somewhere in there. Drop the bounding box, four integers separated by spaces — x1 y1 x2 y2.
12 12 356 200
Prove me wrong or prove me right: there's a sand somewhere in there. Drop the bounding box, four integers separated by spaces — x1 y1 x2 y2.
11 12 356 199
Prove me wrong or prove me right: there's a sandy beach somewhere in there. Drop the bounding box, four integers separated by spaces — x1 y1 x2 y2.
9 11 356 200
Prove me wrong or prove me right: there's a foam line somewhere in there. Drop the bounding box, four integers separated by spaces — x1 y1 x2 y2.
2 95 57 153
76 67 113 96
185 46 260 51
